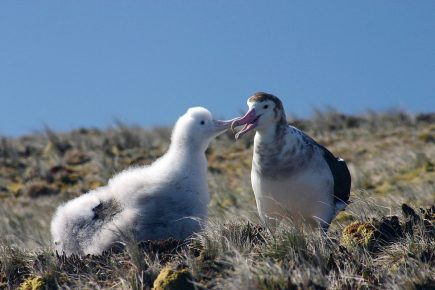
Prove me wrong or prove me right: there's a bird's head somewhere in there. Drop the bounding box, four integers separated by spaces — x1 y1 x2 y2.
231 92 286 139
171 107 233 152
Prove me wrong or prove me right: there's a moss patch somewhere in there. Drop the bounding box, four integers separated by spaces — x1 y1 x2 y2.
342 216 403 252
18 276 44 290
374 181 393 195
6 182 23 195
342 221 376 248
335 211 355 223
153 267 194 290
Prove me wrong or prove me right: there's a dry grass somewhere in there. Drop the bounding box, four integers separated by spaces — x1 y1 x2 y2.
0 110 434 289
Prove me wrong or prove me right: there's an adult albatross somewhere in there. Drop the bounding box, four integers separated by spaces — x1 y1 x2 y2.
232 92 351 231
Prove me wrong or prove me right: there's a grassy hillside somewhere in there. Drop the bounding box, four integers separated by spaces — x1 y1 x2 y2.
0 110 434 289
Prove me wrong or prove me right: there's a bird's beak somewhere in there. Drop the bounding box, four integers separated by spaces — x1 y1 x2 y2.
230 108 259 140
212 119 233 135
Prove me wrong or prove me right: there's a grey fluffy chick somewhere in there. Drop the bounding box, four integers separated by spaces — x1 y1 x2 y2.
51 107 232 255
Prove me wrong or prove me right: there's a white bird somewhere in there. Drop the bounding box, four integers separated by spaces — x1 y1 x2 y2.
51 107 232 256
231 93 351 231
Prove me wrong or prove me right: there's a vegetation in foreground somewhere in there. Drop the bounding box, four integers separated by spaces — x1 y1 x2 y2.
0 109 434 289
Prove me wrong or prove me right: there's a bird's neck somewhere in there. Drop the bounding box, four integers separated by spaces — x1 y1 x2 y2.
163 143 209 207
253 121 288 168
168 135 208 154
167 142 207 166
254 120 288 146
253 123 312 178
252 122 289 177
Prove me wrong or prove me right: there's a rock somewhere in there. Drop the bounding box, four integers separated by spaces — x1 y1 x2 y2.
376 216 403 245
153 266 194 290
402 204 420 221
402 203 435 236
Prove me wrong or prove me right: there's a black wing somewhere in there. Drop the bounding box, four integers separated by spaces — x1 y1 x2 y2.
290 126 351 204
320 147 351 204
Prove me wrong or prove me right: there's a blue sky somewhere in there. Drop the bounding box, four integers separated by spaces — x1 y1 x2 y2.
1 1 434 136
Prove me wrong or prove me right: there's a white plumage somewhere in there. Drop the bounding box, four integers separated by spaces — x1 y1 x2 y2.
232 93 351 231
51 107 232 256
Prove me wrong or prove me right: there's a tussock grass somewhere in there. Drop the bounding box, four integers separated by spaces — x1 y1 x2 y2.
0 110 434 289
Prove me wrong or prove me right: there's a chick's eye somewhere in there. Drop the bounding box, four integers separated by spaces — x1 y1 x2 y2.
263 105 269 109
200 120 205 125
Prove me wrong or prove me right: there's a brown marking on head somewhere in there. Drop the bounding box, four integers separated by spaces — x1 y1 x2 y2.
248 92 287 124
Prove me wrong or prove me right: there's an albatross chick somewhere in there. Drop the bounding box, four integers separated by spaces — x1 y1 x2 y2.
51 107 232 255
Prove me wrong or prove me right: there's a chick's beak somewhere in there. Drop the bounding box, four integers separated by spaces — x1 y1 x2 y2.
212 119 233 133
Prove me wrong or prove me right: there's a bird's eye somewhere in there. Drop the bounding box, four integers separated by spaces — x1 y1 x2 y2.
263 105 269 109
200 120 205 125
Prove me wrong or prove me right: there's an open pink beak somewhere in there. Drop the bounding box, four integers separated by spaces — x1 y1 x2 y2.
230 108 259 139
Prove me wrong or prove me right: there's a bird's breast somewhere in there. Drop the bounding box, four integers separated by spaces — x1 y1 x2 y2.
251 165 333 209
252 135 316 179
